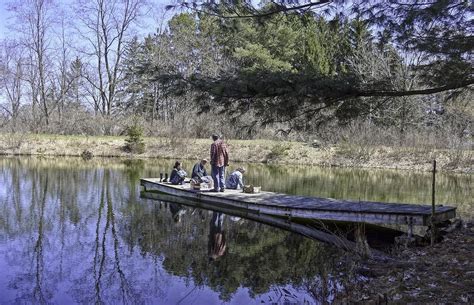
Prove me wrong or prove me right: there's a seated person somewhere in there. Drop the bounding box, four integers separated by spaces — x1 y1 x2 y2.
191 158 214 189
192 159 209 180
225 167 246 190
170 161 187 185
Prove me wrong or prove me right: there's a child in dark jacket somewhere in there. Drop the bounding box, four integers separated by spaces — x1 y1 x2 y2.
170 161 187 185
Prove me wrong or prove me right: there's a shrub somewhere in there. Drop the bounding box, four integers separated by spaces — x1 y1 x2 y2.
266 143 291 160
124 123 145 154
81 150 93 160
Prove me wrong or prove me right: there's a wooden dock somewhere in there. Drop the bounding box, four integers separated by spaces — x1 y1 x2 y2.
140 178 456 227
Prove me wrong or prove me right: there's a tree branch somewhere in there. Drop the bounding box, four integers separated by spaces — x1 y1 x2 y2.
168 0 332 19
356 78 474 98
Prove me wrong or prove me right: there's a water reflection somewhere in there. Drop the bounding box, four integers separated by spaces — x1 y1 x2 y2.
169 203 186 223
209 212 226 261
0 156 472 304
91 169 137 304
33 175 47 304
145 201 344 303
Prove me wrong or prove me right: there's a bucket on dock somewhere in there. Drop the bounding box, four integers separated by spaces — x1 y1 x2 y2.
191 178 212 190
243 185 261 193
190 179 201 190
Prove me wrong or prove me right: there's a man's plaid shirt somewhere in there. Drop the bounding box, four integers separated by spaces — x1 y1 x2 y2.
210 139 229 167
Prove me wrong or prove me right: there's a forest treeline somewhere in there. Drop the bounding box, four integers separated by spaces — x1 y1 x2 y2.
0 0 472 150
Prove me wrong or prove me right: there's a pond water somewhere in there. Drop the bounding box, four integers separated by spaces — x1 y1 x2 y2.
0 157 472 304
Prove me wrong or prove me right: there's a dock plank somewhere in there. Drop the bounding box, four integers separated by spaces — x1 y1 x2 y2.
140 178 456 226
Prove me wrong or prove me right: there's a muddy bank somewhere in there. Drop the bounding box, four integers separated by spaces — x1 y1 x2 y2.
337 221 474 304
0 134 472 173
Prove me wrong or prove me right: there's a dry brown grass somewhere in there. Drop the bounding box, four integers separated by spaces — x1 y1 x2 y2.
0 133 472 173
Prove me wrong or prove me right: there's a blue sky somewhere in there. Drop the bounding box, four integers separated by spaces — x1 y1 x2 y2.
0 1 9 39
0 0 175 40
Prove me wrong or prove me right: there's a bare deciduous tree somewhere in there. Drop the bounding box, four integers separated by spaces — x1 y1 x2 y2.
0 41 25 130
74 0 147 133
7 0 57 128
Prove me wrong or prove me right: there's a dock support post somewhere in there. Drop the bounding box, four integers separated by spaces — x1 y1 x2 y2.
407 217 413 238
285 208 292 222
355 223 370 257
431 160 437 246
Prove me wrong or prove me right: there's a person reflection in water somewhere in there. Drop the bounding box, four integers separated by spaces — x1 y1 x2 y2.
170 203 186 223
208 212 227 261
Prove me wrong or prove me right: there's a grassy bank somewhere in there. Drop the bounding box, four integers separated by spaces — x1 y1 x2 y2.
0 133 472 173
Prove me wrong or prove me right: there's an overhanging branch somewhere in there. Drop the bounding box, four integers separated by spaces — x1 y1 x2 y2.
356 78 474 98
167 0 332 19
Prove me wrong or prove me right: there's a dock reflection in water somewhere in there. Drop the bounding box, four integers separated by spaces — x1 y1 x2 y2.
139 200 350 304
0 156 471 304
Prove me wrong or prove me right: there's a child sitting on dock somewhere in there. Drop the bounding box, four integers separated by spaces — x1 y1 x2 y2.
226 167 246 190
170 161 187 185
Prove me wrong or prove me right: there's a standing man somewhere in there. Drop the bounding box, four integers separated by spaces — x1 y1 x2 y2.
210 134 229 192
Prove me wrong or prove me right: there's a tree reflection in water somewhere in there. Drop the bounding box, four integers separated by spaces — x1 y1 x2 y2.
6 165 52 304
32 175 48 304
131 200 348 303
0 157 388 303
89 169 139 304
0 158 156 304
0 157 471 304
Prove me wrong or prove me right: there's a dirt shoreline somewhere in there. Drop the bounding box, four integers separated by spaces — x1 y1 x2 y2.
339 221 474 304
0 134 472 173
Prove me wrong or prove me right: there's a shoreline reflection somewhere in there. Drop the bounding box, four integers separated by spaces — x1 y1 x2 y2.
0 156 471 305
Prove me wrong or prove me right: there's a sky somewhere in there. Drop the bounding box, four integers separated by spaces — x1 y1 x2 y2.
0 0 175 41
0 1 9 39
